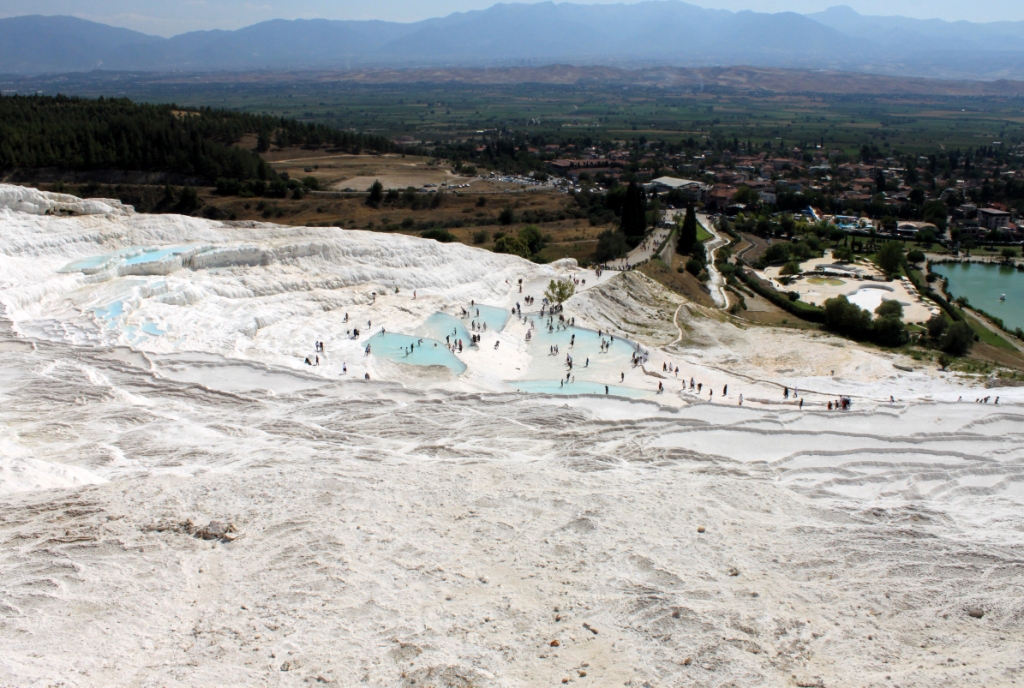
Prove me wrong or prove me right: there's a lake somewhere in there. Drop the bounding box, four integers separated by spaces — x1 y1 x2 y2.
931 262 1024 332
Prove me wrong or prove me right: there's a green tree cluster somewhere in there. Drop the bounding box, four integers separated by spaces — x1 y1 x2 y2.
0 95 274 183
0 94 410 185
685 243 708 278
874 241 905 277
594 229 629 262
925 315 976 356
822 295 907 347
493 234 531 258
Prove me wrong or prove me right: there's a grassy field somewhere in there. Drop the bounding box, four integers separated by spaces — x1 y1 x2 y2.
18 77 1024 155
963 312 1018 351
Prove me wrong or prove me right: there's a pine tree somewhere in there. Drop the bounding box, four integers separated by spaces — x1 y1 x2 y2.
366 180 384 208
619 181 647 246
676 205 698 255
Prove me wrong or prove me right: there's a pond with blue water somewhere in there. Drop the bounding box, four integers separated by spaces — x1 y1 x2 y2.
60 245 200 273
932 262 1024 332
369 304 655 398
122 246 194 266
363 332 467 374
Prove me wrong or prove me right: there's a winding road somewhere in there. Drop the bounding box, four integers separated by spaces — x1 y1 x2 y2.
699 213 729 308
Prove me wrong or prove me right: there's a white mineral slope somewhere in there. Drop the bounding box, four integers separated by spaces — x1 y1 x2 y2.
0 322 1022 687
1 185 1023 686
0 184 552 384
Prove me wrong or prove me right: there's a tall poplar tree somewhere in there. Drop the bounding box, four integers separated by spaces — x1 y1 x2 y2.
620 181 647 246
676 205 698 255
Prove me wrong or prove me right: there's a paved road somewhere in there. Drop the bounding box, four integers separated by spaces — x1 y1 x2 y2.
605 224 673 269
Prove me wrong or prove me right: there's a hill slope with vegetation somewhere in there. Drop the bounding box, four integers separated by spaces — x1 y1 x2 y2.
0 95 404 184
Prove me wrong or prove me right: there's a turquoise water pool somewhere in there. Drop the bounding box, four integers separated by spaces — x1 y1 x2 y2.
465 304 510 331
364 332 467 374
92 300 125 324
527 320 641 361
417 304 511 345
123 246 193 266
60 245 198 273
418 312 470 344
59 248 134 273
511 379 652 399
932 262 1024 331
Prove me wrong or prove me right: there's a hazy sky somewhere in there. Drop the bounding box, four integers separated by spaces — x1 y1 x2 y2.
3 0 1022 36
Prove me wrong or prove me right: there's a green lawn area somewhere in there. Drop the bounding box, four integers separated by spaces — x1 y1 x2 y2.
963 312 1017 351
696 223 713 243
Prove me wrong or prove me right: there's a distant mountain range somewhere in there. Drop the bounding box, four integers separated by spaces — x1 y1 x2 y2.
2 2 1024 80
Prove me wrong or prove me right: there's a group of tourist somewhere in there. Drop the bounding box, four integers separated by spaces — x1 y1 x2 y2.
444 334 465 353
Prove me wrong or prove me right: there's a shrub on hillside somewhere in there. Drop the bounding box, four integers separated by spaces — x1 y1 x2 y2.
594 230 628 262
493 234 531 258
939 321 976 356
421 228 455 243
518 225 545 255
926 314 949 341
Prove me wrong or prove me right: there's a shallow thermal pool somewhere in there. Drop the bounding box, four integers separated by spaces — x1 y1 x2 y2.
416 304 511 342
522 317 642 381
122 246 194 266
60 245 199 273
367 305 652 397
417 313 470 345
464 304 510 331
363 332 467 374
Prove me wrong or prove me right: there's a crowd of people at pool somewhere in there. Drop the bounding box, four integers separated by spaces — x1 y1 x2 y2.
292 288 902 410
